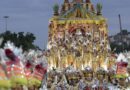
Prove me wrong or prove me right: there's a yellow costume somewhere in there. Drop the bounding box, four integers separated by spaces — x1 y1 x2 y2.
0 65 11 89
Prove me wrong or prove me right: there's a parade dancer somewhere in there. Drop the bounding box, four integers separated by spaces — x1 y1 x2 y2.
50 75 58 90
78 77 86 90
39 68 48 90
92 78 99 90
127 67 130 88
24 59 34 90
0 56 11 90
102 79 108 90
59 74 69 90
0 41 11 89
32 62 47 90
5 49 27 90
39 52 48 90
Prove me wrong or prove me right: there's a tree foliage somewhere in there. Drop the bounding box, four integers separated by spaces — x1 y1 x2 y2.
0 31 39 51
110 42 130 53
53 3 59 15
96 3 102 15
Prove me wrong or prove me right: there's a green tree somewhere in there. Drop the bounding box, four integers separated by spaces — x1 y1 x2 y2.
0 31 39 51
96 3 102 15
53 4 59 15
110 42 130 53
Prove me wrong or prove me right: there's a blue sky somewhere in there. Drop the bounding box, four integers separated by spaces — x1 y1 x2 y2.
0 0 129 48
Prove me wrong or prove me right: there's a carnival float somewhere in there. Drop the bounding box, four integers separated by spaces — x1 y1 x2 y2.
46 0 130 90
47 0 112 70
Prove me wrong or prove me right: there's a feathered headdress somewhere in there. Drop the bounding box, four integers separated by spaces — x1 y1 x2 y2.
5 48 14 56
4 41 23 59
117 53 128 63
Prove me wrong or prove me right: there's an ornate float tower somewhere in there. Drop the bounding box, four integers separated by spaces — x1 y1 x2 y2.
47 0 114 71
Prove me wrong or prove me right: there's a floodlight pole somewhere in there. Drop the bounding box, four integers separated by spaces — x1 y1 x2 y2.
3 16 9 31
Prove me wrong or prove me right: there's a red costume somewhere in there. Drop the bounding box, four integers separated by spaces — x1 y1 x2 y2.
5 49 23 78
5 49 27 87
116 60 128 75
33 63 47 81
25 60 33 78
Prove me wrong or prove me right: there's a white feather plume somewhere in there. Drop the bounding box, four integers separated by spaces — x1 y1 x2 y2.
117 53 128 62
0 49 8 62
4 41 24 60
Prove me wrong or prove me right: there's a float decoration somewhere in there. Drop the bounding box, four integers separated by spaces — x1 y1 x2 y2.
47 0 112 71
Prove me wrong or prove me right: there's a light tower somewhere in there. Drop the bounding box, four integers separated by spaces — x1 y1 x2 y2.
118 14 123 33
3 16 9 31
